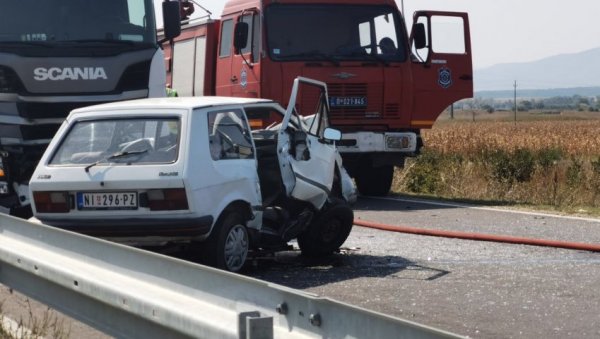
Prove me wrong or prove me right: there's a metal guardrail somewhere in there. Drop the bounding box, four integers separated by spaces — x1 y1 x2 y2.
0 214 464 339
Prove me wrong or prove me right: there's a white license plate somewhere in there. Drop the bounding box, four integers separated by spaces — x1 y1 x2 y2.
77 192 138 210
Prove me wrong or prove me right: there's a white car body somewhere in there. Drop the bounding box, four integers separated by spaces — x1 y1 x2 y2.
30 77 356 271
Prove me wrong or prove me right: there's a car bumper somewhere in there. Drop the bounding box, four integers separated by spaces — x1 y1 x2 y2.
37 215 214 238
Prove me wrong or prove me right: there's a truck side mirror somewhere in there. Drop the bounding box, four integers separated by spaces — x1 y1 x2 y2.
162 1 182 41
234 22 249 53
413 23 427 50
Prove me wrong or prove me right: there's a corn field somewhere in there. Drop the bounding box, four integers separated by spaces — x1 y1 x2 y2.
423 120 600 157
392 117 600 213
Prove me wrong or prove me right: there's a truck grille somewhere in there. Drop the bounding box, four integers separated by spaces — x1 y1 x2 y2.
20 124 60 141
17 101 106 120
327 83 384 119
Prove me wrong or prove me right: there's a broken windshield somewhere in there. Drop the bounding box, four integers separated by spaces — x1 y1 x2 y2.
264 4 407 62
0 0 156 45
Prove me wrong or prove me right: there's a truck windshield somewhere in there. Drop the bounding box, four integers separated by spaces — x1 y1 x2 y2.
264 4 407 63
0 0 156 46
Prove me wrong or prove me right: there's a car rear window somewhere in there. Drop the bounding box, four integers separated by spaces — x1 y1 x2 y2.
49 117 180 166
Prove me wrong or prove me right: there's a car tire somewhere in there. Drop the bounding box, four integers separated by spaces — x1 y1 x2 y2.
203 212 249 272
297 200 354 257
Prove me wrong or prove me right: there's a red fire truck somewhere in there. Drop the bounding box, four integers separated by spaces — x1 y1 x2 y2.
162 0 473 196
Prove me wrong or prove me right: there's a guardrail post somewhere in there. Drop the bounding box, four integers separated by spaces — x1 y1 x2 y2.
239 311 273 339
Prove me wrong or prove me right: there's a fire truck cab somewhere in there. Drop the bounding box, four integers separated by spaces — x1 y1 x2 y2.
163 0 473 196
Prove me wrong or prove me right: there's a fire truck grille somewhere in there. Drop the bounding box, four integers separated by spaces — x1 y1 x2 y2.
327 83 384 119
385 103 400 116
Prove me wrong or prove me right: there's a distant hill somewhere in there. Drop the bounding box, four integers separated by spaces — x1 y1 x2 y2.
475 47 600 93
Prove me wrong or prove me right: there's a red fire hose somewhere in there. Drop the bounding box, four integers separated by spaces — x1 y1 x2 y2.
354 219 600 252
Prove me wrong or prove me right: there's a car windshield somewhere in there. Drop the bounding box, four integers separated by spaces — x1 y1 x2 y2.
0 0 156 45
265 4 406 62
49 117 180 166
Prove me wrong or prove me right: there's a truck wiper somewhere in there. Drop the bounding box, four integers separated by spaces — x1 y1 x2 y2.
0 41 55 48
361 53 390 66
285 51 340 66
62 39 139 46
84 149 149 173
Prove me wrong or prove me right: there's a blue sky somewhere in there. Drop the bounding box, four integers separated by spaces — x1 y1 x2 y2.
155 0 600 70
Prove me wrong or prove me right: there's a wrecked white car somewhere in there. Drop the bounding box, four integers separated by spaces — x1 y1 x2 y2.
29 77 356 272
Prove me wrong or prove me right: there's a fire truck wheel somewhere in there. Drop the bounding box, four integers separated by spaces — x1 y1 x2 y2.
298 200 354 257
355 164 394 196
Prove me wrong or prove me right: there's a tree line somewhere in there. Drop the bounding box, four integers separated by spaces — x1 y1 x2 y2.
460 95 600 113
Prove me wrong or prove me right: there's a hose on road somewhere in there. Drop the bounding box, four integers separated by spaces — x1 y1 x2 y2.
353 219 600 252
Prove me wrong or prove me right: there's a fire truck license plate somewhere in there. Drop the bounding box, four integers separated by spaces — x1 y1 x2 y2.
77 192 138 210
329 96 367 107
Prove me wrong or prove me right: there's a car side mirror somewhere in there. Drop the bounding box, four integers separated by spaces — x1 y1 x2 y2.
413 23 427 50
323 128 342 141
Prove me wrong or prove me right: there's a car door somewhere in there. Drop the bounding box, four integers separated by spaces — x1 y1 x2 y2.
277 77 337 209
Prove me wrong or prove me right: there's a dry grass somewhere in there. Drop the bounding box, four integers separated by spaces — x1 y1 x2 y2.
0 298 70 339
392 113 600 214
423 119 600 157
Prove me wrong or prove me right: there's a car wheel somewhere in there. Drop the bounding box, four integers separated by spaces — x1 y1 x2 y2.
297 200 354 257
204 212 249 272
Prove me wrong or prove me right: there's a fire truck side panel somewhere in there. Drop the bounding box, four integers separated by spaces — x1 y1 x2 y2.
164 20 219 97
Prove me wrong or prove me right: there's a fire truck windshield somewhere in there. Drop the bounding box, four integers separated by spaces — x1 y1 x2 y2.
265 4 407 63
0 0 156 46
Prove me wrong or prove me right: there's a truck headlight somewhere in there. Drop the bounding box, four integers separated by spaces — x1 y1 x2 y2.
386 135 411 150
0 66 19 93
0 157 8 195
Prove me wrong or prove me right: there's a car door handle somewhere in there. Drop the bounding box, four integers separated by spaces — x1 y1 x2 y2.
459 74 473 81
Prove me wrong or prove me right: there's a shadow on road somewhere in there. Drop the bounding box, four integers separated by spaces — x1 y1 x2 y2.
152 238 451 289
243 248 450 289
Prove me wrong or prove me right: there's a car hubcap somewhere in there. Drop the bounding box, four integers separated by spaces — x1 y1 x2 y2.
224 224 248 271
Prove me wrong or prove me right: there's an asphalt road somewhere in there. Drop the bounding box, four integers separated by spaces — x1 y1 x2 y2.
2 196 600 338
246 197 600 338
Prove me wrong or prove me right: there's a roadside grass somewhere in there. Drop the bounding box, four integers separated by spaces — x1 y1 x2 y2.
392 113 600 217
0 298 70 339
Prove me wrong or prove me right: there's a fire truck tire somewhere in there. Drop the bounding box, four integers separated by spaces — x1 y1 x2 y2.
355 164 394 196
298 200 354 257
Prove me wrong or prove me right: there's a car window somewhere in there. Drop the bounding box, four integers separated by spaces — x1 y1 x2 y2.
49 117 180 166
207 109 254 160
302 91 329 138
244 106 285 130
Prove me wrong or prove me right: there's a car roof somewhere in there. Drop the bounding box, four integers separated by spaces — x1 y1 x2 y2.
70 96 276 115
